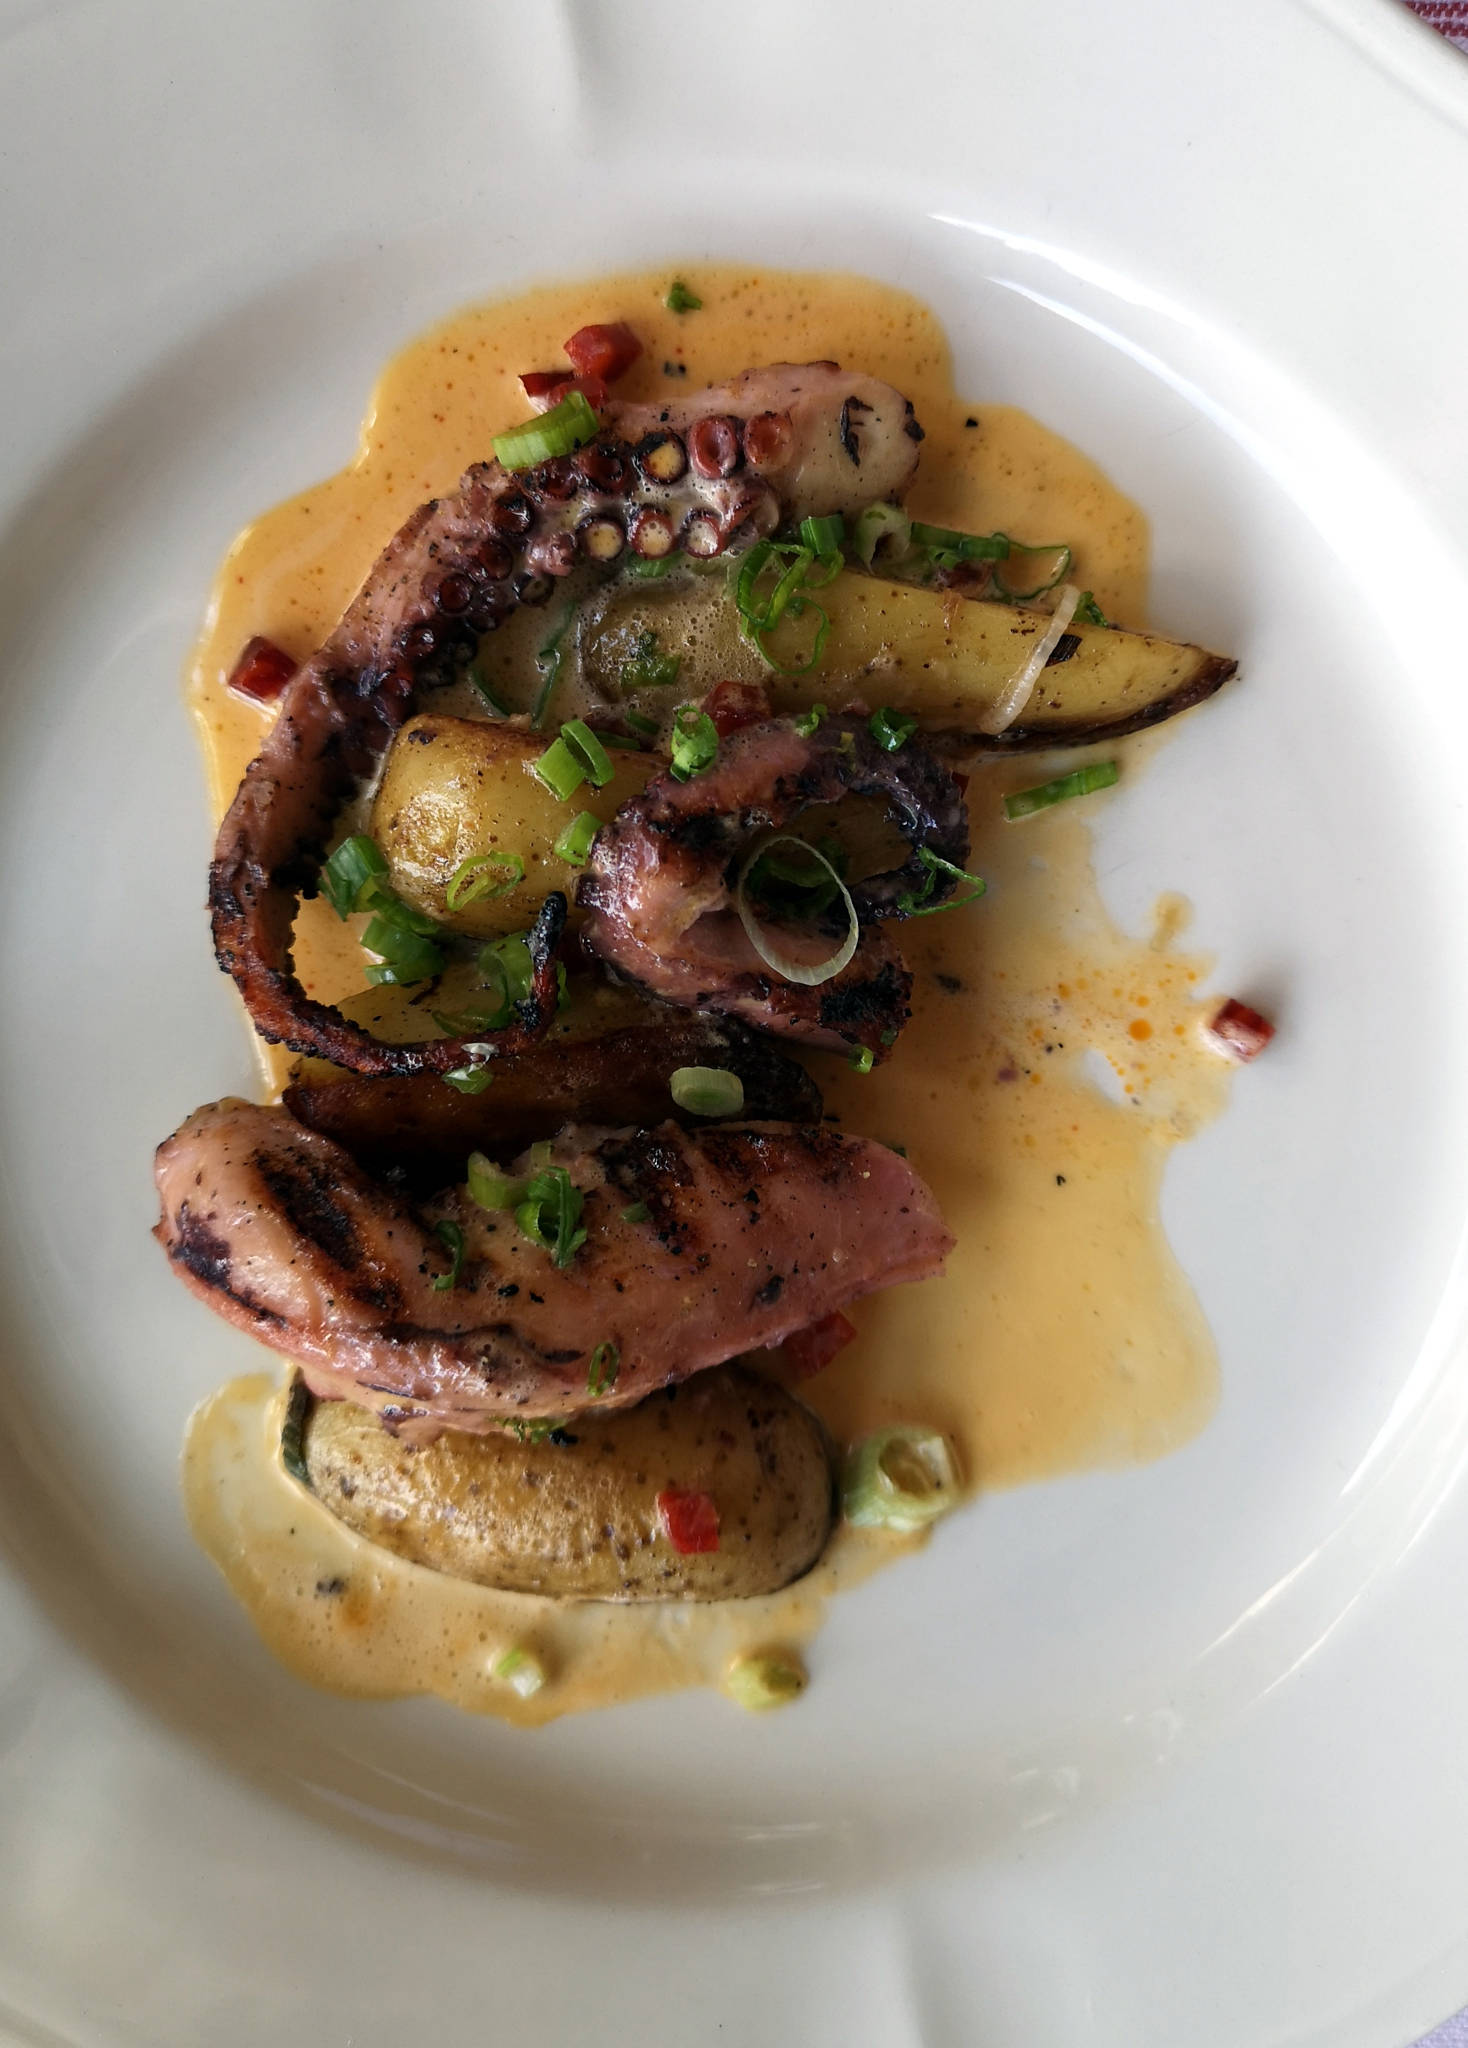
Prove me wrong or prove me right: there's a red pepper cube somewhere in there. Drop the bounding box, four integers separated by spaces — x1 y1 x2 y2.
702 678 773 738
227 635 296 705
563 321 642 384
656 1487 720 1554
1207 997 1275 1062
519 368 608 414
783 1309 858 1381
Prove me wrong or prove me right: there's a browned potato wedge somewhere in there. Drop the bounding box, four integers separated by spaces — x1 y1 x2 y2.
580 572 1235 749
370 716 654 937
296 1366 834 1601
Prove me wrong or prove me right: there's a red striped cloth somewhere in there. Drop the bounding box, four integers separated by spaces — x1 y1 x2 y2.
1406 0 1468 48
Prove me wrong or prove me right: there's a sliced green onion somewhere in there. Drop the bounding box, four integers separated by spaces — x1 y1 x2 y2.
734 541 811 633
492 1646 546 1699
669 705 719 782
443 1062 495 1095
799 513 846 558
515 1166 588 1268
492 389 599 470
869 706 917 752
321 835 389 919
531 605 575 730
895 846 987 920
669 1066 745 1117
445 850 525 911
849 1046 874 1074
361 914 445 986
467 1152 520 1212
626 554 672 581
994 541 1073 600
848 502 911 568
743 837 843 919
1073 590 1110 627
910 521 1011 565
533 735 585 802
723 1652 807 1712
618 628 682 690
431 1219 465 1292
553 811 601 867
792 702 826 738
466 660 511 717
734 833 859 987
475 931 536 1021
625 709 660 737
621 1201 650 1224
754 595 829 676
560 719 614 789
587 1340 620 1397
842 1425 961 1532
665 280 703 313
1003 760 1119 821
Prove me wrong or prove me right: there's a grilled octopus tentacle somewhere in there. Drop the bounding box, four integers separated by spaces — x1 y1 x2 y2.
577 713 970 1061
209 363 924 1075
154 1098 953 1434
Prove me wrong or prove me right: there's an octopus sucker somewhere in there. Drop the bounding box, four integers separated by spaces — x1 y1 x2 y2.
209 363 925 1075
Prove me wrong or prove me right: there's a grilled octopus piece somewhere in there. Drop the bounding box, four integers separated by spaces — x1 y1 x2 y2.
210 363 924 1076
154 1099 952 1435
283 1013 823 1190
577 712 970 1060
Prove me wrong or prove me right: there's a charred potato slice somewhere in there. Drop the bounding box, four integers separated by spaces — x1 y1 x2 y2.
297 1366 834 1601
370 716 653 937
581 572 1235 749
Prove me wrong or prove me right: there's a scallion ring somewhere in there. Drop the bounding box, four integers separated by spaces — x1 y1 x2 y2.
321 834 389 919
723 1653 807 1712
492 389 600 471
1003 760 1119 820
492 1646 547 1698
895 846 987 920
587 1341 620 1398
848 502 911 569
466 1152 520 1212
842 1425 960 1532
445 850 525 912
868 706 917 752
734 833 859 988
431 1220 465 1293
553 810 601 867
669 705 719 782
560 718 615 789
669 1066 745 1118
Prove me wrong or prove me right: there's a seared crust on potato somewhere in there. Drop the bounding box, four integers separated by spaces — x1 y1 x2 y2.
297 1365 835 1600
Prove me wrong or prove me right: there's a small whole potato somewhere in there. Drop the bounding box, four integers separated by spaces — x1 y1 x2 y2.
370 715 651 938
296 1366 835 1601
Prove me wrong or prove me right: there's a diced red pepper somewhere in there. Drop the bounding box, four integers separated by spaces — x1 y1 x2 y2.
656 1487 720 1554
783 1310 858 1381
227 635 296 705
1207 997 1275 1062
563 321 642 383
518 369 609 413
701 677 773 737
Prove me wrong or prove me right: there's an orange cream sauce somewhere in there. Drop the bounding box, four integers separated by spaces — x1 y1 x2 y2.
183 267 1230 1723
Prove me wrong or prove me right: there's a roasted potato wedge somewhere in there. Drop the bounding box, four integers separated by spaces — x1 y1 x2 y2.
580 571 1235 749
296 1366 834 1601
370 716 654 936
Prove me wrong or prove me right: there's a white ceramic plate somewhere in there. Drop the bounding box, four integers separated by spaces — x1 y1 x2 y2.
3 2 1467 2041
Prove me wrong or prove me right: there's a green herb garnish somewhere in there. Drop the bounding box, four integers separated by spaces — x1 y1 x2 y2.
896 847 988 919
868 707 917 752
665 280 702 313
431 1219 466 1292
492 389 600 471
1003 761 1119 820
445 851 525 912
587 1341 620 1397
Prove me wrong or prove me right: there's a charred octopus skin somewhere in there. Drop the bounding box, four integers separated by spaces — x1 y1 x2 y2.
209 364 924 1075
577 713 971 1060
154 1099 953 1435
